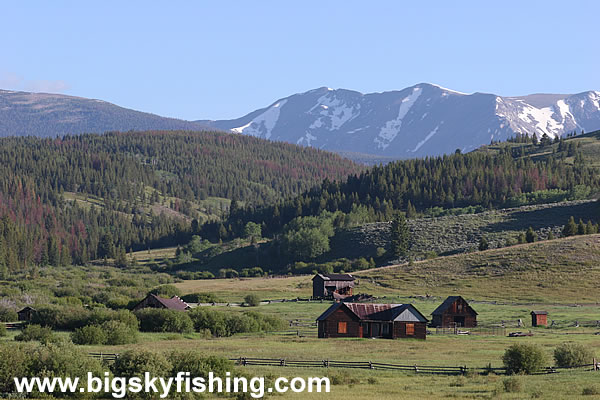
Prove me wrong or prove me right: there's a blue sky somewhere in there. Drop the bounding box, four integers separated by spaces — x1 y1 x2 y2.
1 1 598 120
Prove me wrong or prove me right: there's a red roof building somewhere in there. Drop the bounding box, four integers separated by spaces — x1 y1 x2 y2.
132 294 190 311
316 302 428 339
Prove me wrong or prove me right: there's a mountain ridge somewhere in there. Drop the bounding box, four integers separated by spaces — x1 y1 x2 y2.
202 83 600 158
2 84 600 159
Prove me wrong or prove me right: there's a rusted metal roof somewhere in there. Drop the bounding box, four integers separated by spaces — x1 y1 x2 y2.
151 294 189 311
317 302 428 322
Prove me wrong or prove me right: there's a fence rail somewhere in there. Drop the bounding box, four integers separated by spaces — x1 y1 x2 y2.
86 353 600 375
232 357 600 375
88 353 119 363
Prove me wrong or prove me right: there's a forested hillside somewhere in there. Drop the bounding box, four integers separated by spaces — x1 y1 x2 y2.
206 131 600 240
0 131 361 274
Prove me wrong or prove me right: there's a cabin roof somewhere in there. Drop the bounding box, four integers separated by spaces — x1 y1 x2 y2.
18 306 36 313
313 273 355 281
317 302 428 323
531 310 548 315
148 294 189 310
431 296 478 316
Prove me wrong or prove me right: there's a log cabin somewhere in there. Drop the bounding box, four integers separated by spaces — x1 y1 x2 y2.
430 296 477 328
317 302 428 339
312 273 355 299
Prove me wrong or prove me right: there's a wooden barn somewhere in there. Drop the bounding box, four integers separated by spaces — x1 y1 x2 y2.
531 311 548 327
312 273 355 299
132 294 190 312
317 302 428 340
430 296 477 328
17 306 36 321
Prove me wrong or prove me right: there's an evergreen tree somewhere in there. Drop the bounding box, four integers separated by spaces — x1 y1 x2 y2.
525 227 536 243
577 219 586 235
547 231 555 240
563 216 577 237
390 213 410 258
98 233 115 259
478 236 489 251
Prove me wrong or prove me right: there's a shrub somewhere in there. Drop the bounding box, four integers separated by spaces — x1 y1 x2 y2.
112 349 172 378
167 351 233 378
149 284 182 298
0 307 18 322
181 292 222 303
502 343 547 374
554 342 595 367
502 376 522 393
135 308 193 333
0 343 32 393
582 386 600 396
102 320 139 345
71 325 107 345
14 324 55 344
3 342 104 397
244 294 261 307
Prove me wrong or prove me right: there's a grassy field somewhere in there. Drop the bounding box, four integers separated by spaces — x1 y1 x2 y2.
8 234 600 399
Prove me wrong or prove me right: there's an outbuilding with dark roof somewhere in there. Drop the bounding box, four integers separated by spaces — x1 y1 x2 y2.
316 302 428 339
431 296 477 328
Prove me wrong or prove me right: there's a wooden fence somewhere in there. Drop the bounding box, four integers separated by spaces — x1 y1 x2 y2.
88 352 119 363
232 357 600 376
86 353 600 375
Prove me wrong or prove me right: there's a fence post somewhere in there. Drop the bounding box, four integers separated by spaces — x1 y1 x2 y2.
369 361 373 370
594 358 597 371
323 360 329 368
280 359 285 367
414 364 418 373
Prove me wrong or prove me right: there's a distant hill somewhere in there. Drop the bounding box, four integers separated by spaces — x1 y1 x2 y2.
0 130 362 270
0 89 208 137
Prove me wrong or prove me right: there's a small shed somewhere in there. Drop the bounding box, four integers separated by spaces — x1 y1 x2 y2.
312 273 355 299
531 311 548 327
132 294 190 312
317 302 428 340
431 296 478 328
17 306 36 322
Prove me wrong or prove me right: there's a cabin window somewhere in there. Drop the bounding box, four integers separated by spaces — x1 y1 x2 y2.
405 323 415 336
457 303 463 312
338 322 347 334
382 323 390 336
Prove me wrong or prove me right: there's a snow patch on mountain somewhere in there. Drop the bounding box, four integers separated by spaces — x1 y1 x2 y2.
411 125 439 153
374 86 422 149
231 99 287 139
308 93 360 131
517 102 563 136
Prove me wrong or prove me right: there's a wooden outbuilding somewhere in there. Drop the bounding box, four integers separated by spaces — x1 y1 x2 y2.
317 302 428 340
531 311 548 327
430 296 477 328
17 306 36 321
132 294 190 312
312 273 355 299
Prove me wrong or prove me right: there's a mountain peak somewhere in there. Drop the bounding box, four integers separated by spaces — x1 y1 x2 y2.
205 84 600 158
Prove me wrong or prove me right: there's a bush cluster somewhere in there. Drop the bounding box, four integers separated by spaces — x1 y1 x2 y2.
71 321 138 345
30 306 139 331
188 308 286 337
14 325 56 344
0 344 233 399
135 309 194 334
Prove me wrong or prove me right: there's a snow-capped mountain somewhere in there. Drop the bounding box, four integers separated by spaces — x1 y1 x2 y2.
201 83 600 158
